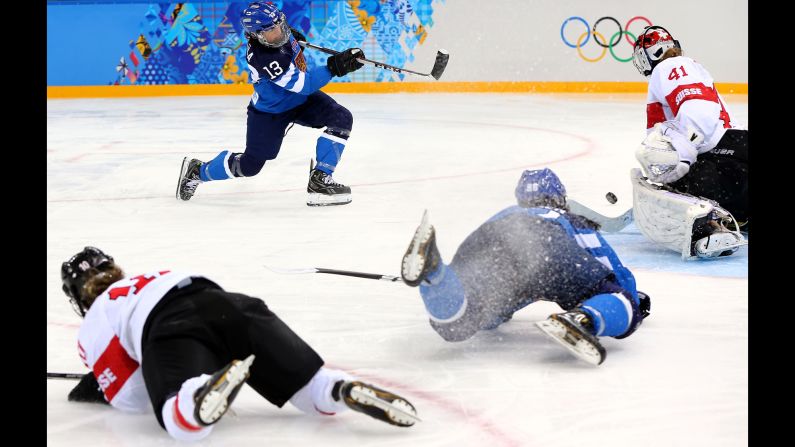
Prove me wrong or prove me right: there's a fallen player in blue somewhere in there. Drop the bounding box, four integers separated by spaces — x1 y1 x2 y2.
400 168 651 365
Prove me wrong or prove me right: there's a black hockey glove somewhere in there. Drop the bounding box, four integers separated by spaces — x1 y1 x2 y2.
68 372 109 405
290 27 307 44
327 48 365 77
638 291 651 319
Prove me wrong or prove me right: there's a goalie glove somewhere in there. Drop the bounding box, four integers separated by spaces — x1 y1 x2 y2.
636 122 702 184
68 372 109 405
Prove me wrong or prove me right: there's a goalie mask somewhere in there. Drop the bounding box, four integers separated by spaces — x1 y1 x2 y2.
632 26 681 77
241 2 291 48
515 168 568 210
61 246 115 317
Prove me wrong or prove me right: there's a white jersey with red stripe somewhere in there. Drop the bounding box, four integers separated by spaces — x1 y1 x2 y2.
645 56 739 153
77 270 208 413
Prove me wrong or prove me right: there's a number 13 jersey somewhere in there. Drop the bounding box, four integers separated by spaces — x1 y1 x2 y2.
246 34 334 113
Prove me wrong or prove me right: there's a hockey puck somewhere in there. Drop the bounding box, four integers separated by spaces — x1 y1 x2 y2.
605 192 618 204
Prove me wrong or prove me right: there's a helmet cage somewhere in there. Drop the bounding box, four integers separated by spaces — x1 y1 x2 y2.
241 2 290 48
254 19 290 47
632 26 681 77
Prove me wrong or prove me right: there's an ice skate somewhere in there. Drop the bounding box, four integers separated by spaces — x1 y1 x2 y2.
176 157 203 201
193 354 255 426
536 310 606 365
306 168 352 206
401 210 441 287
333 380 419 427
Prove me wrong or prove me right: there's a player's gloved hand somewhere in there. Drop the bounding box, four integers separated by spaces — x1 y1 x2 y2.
638 291 651 319
656 121 700 183
655 160 690 183
327 48 365 77
68 372 110 405
636 122 701 184
290 27 307 44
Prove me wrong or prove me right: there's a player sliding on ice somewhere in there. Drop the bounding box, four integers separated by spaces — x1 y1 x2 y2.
61 247 418 441
177 2 365 206
400 169 651 365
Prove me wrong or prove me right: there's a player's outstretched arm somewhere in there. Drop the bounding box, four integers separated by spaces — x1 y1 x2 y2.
68 372 109 405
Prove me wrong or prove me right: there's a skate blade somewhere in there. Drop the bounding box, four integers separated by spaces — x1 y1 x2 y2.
402 210 431 281
695 237 747 258
306 193 352 206
197 354 255 424
176 157 191 200
348 385 420 427
536 320 604 366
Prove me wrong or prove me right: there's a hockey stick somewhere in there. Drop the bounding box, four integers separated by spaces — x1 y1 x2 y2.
48 372 83 380
568 199 633 233
265 266 404 283
299 41 450 80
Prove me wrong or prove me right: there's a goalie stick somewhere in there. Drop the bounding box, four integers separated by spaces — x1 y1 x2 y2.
299 41 450 80
266 265 404 282
568 199 633 233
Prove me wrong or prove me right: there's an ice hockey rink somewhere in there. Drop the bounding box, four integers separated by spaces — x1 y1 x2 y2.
47 93 748 446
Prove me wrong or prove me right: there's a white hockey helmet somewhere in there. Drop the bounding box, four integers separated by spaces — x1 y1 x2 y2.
632 26 681 77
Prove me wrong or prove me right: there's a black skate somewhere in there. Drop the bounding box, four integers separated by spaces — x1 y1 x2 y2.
193 354 255 426
333 380 420 427
536 310 606 366
401 210 440 287
307 168 352 206
176 157 203 201
690 211 747 258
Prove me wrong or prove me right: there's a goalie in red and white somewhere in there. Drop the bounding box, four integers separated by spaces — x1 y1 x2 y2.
630 25 748 259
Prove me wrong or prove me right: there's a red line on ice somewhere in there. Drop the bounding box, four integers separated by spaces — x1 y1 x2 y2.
330 363 525 447
48 125 596 204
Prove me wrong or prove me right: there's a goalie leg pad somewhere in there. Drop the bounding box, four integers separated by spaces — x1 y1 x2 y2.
631 168 746 260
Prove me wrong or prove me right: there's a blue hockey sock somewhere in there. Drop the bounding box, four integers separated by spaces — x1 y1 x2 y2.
580 293 634 337
418 264 467 322
314 133 346 175
199 150 234 182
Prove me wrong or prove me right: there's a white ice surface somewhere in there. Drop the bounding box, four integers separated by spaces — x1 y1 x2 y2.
47 93 747 447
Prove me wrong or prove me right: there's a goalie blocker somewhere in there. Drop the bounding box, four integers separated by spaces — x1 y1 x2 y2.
630 168 746 260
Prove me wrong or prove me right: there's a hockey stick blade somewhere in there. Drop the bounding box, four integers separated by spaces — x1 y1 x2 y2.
265 266 319 275
568 199 633 233
266 265 403 282
48 372 84 380
430 50 449 80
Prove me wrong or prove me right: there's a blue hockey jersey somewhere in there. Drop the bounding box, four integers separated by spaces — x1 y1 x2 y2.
246 35 334 113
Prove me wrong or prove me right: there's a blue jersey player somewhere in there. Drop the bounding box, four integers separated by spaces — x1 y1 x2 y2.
400 168 651 365
177 2 366 206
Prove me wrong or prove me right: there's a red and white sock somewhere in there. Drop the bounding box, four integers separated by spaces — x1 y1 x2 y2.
289 367 353 416
162 374 212 441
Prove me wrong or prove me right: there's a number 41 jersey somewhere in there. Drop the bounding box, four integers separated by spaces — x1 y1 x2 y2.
645 55 739 153
76 270 207 412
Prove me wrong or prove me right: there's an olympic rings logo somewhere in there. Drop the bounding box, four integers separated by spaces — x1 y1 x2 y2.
560 16 653 62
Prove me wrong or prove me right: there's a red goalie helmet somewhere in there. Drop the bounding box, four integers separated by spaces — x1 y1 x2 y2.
632 26 681 77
